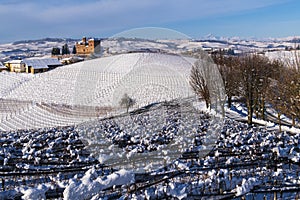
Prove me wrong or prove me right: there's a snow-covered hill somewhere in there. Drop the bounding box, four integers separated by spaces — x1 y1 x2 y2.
2 52 193 106
0 52 195 131
1 36 299 62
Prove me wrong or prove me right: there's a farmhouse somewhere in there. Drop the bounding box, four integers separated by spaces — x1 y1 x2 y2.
4 60 26 72
24 58 63 74
4 58 62 74
76 37 101 56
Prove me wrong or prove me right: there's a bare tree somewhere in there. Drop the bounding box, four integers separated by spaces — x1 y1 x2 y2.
286 43 300 125
189 50 226 114
119 93 136 113
277 42 300 127
190 51 226 115
190 64 210 108
285 69 300 126
266 60 288 131
254 56 275 120
212 53 240 108
238 54 272 124
263 55 300 130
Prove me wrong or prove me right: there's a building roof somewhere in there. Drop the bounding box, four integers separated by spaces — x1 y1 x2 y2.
61 56 84 62
23 58 62 69
77 37 99 44
4 60 24 64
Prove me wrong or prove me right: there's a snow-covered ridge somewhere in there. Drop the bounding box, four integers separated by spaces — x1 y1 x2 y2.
1 36 300 62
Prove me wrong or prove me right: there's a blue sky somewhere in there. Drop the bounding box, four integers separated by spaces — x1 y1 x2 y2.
0 0 299 43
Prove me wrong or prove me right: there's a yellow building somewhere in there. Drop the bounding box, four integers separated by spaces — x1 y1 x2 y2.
76 37 101 56
4 60 26 72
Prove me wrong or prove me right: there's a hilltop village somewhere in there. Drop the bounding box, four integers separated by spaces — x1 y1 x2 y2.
1 37 100 74
1 36 300 75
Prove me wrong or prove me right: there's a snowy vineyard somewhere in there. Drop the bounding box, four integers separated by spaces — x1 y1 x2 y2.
0 53 193 108
0 52 300 199
0 100 300 199
76 99 219 171
0 99 102 131
0 52 195 131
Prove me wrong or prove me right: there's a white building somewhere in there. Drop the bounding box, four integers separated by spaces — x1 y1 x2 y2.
4 58 62 74
23 58 62 74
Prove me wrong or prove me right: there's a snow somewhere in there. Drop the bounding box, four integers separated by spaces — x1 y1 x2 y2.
0 52 197 131
166 182 187 200
0 38 76 62
20 184 47 200
78 98 221 172
1 53 193 107
265 50 300 65
1 36 298 64
226 102 300 134
236 178 260 196
0 37 300 199
0 103 299 199
23 58 61 69
63 168 134 200
0 190 18 200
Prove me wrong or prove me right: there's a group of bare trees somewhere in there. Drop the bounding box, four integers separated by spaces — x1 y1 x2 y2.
266 60 300 129
190 50 300 128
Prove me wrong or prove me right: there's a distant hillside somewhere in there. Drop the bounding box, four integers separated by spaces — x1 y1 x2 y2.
12 38 79 45
1 36 300 62
0 38 80 61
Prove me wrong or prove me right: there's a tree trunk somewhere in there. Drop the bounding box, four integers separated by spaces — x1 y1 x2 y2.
261 96 265 120
292 115 295 127
227 96 232 108
247 100 253 125
255 109 259 119
205 100 209 109
278 113 282 132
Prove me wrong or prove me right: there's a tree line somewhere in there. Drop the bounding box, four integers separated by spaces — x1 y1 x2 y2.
190 50 300 129
51 44 76 55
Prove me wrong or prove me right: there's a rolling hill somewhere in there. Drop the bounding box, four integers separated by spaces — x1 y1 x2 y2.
0 52 195 131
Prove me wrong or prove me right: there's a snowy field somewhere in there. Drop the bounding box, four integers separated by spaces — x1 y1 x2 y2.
0 52 194 131
1 53 193 106
265 50 300 67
